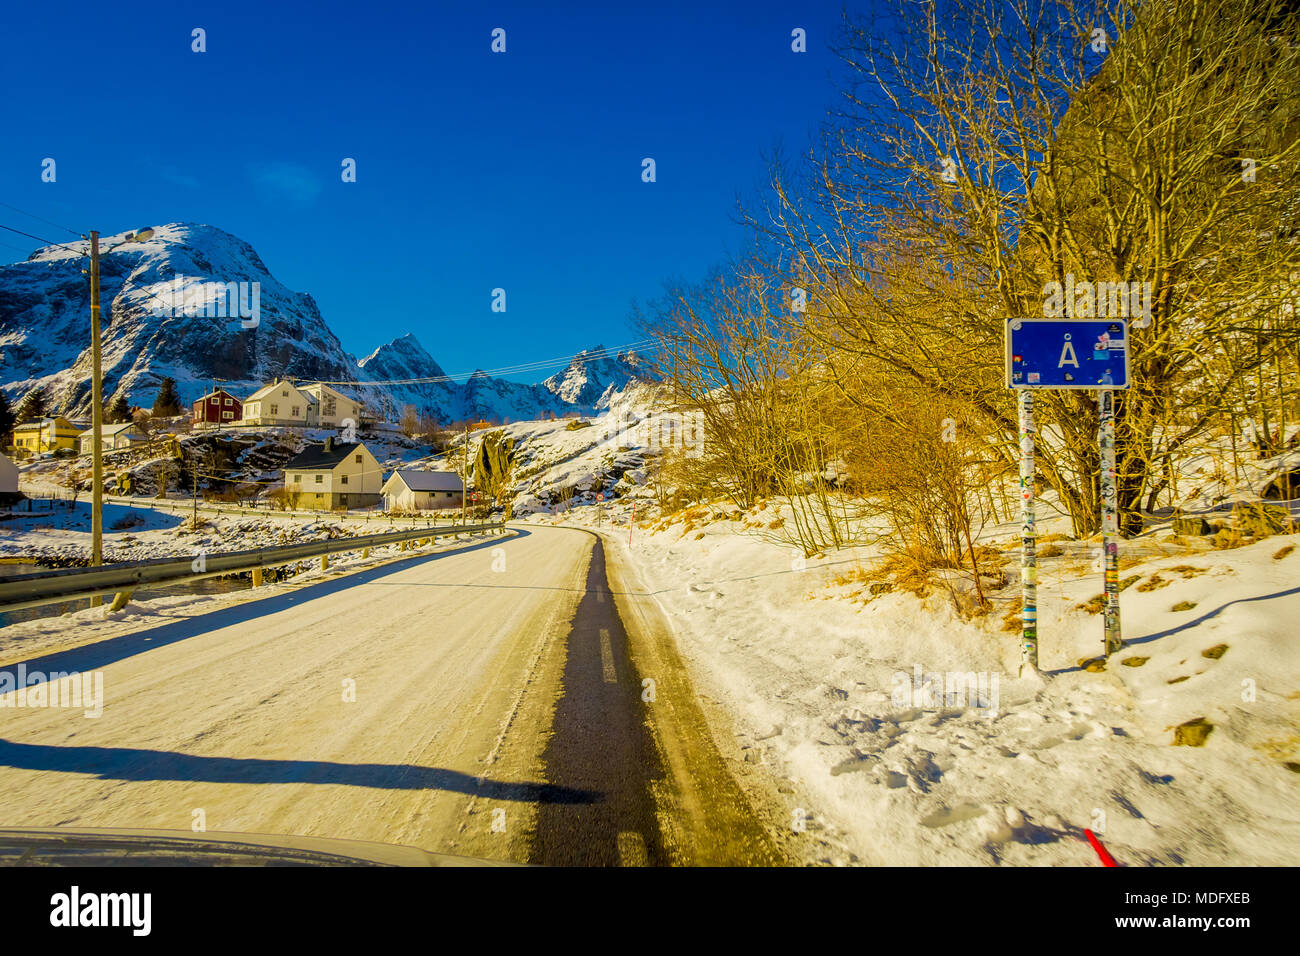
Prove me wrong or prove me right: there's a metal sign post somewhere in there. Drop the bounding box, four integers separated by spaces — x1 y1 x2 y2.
1099 390 1123 655
1018 389 1038 675
1006 316 1131 671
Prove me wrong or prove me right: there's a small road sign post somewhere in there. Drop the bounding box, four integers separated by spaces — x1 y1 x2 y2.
1007 317 1131 667
1099 390 1123 656
1017 389 1038 676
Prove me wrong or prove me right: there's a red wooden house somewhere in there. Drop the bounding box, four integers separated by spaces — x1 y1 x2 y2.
192 388 242 425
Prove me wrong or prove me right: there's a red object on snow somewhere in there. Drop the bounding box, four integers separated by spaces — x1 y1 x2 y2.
1084 829 1118 866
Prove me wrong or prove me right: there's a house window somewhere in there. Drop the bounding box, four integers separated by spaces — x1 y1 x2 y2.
222 411 233 420
291 406 300 417
292 474 301 483
315 474 323 484
354 454 361 463
341 475 348 485
282 390 289 397
270 404 279 415
209 398 219 406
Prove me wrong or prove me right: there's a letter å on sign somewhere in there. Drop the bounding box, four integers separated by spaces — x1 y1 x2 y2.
1006 318 1130 390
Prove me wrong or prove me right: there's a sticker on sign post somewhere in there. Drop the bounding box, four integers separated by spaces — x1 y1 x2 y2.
1006 318 1130 390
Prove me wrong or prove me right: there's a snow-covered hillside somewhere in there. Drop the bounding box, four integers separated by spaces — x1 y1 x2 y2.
402 382 675 515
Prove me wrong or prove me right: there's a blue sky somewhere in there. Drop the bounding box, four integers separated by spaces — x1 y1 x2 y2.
0 0 859 382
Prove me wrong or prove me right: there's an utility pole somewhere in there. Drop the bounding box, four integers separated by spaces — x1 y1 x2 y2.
461 423 469 525
89 231 104 606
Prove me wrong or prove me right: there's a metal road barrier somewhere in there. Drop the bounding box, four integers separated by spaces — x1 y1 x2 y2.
0 519 508 614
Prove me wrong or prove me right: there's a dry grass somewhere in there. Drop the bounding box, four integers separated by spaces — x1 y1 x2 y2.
1076 594 1107 615
1275 545 1296 560
1171 717 1214 746
1211 527 1248 550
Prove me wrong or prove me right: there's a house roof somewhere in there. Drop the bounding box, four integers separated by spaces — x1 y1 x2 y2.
299 382 353 399
284 440 367 471
246 381 306 403
17 416 75 430
78 422 138 438
388 469 463 493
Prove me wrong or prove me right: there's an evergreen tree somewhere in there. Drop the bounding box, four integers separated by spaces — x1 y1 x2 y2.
105 393 131 424
0 390 15 446
152 378 182 417
14 385 47 422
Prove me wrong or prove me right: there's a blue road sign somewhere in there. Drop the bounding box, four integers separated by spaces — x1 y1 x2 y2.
1005 318 1129 389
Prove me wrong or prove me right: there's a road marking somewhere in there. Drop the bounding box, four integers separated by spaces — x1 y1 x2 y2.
599 628 617 683
617 831 648 867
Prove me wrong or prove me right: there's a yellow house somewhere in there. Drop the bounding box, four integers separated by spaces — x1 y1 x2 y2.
282 439 382 510
12 416 83 454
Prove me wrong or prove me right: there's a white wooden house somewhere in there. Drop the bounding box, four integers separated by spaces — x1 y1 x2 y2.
240 381 312 427
381 469 463 511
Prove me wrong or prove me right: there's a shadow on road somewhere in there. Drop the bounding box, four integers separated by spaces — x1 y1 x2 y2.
0 737 598 802
533 531 667 866
0 531 528 677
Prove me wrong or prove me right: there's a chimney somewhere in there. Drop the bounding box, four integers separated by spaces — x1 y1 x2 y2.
323 437 334 453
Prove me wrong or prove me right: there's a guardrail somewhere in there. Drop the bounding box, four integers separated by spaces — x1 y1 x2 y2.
0 519 508 614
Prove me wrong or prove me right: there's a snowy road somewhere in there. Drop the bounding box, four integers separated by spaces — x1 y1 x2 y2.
0 525 785 865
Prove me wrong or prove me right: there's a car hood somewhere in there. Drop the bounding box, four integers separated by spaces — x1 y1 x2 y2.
0 827 516 866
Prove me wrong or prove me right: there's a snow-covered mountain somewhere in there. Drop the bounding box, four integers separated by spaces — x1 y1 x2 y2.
541 345 644 407
0 223 361 414
0 222 646 423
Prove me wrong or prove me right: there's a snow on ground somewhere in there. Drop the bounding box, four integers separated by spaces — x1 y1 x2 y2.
535 493 1300 866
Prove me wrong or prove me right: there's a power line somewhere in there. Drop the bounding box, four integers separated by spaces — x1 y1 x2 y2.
0 223 176 317
0 222 87 259
0 201 80 237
